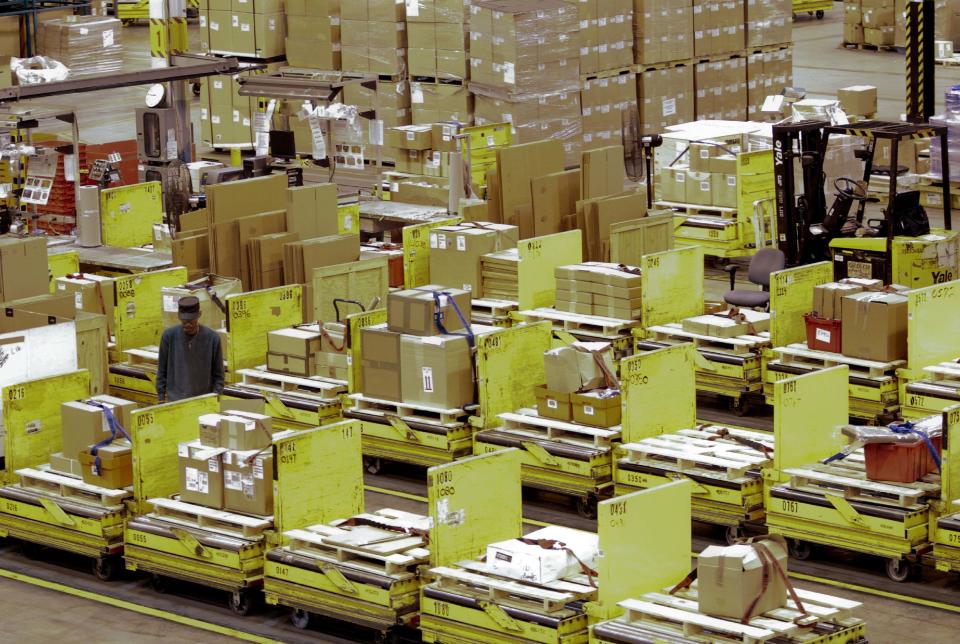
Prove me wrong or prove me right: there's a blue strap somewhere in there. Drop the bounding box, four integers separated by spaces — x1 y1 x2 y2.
84 401 132 476
889 421 941 472
431 290 475 348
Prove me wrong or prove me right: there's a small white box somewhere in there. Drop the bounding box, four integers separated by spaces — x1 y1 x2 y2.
485 526 599 584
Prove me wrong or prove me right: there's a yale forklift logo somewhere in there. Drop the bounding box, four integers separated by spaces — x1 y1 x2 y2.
931 270 954 283
774 139 783 166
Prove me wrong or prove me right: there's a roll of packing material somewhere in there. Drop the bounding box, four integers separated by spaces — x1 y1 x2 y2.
77 185 102 248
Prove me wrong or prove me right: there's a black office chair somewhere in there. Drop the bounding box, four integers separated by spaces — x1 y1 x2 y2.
723 248 787 310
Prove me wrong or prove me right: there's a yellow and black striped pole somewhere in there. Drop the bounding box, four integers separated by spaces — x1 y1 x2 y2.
905 0 935 123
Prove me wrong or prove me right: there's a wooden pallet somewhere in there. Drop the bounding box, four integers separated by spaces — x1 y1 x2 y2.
647 323 771 356
16 467 131 509
936 56 960 66
285 523 429 576
149 497 273 538
348 393 469 427
783 465 939 509
620 434 770 480
582 66 633 81
428 565 593 614
656 201 738 218
923 361 960 383
773 343 903 379
499 410 621 449
611 582 861 643
677 425 775 451
520 307 640 338
124 346 160 368
237 367 346 399
841 42 900 53
453 559 596 600
472 298 518 319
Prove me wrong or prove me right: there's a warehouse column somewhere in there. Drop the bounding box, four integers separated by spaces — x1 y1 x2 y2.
905 0 935 124
150 0 192 163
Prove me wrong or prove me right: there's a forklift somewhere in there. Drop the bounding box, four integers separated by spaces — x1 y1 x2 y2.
771 119 956 286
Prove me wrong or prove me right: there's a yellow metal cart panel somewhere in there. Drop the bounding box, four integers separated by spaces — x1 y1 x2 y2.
621 344 696 443
113 267 189 352
225 285 303 372
475 322 552 428
403 217 461 289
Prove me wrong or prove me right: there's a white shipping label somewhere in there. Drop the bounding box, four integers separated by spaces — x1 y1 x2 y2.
185 467 199 492
429 232 439 249
456 235 466 251
80 27 89 35
342 214 354 232
241 23 251 32
406 0 419 17
225 470 242 490
103 29 114 47
700 181 711 192
422 367 434 393
437 234 447 250
309 112 326 159
547 399 558 409
253 458 264 479
232 15 239 27
411 85 424 104
74 292 83 310
676 173 686 183
503 62 515 84
663 98 677 116
163 294 178 312
700 148 710 159
242 474 255 498
406 131 416 141
727 176 737 187
178 443 189 457
815 328 831 343
208 458 219 473
584 405 595 416
210 21 219 31
233 109 240 123
197 471 209 494
212 115 221 124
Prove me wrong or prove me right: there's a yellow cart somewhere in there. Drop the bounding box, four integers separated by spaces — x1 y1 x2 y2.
793 0 830 19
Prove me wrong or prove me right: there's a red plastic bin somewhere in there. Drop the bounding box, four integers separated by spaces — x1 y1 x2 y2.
804 314 842 353
864 436 941 483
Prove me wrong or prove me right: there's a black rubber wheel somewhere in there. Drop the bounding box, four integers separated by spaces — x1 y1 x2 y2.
364 457 382 475
229 590 254 616
290 608 311 630
728 397 750 417
816 10 825 18
150 573 170 593
724 525 743 545
374 629 401 644
192 82 201 96
886 558 911 583
92 556 120 581
789 539 813 561
576 495 598 520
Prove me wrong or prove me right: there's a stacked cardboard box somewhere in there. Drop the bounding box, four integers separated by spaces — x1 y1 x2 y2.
682 308 770 337
479 248 520 299
658 141 739 208
342 0 407 75
38 16 123 76
181 411 276 515
267 323 348 379
469 0 582 167
554 262 643 319
51 396 137 485
744 0 790 48
282 234 361 285
746 47 793 121
843 0 895 47
285 0 342 69
634 0 693 66
55 273 117 335
843 0 863 44
360 285 478 409
636 64 695 134
200 72 261 148
692 0 744 58
411 81 474 125
582 74 637 151
537 341 619 426
341 79 413 162
694 57 747 122
206 0 285 58
428 222 519 295
0 237 49 302
575 0 633 76
407 0 470 80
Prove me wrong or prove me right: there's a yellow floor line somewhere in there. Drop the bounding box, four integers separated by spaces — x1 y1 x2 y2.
0 567 281 643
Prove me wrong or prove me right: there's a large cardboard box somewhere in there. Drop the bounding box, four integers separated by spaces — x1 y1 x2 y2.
841 292 908 362
61 397 137 460
486 526 599 583
571 390 621 427
360 325 403 401
286 183 340 239
55 273 117 334
535 385 573 421
837 85 878 116
388 285 471 336
78 440 132 489
179 440 227 508
0 237 48 302
698 541 789 620
220 412 273 451
812 282 865 320
223 449 274 516
400 333 474 409
429 224 518 295
544 342 616 393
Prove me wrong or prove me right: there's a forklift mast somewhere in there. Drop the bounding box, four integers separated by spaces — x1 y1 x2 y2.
772 120 829 266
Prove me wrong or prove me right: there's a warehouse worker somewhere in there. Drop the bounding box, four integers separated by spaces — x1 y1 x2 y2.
156 296 224 403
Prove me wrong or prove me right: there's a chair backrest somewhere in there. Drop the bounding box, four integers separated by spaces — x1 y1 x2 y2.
747 248 787 287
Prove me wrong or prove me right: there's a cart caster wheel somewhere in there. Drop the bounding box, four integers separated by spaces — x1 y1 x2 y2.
192 82 201 97
816 10 824 18
789 539 813 561
886 558 912 583
364 457 382 475
20 542 43 560
290 608 311 630
151 573 170 593
724 525 743 545
576 496 598 520
229 590 254 616
93 556 120 581
121 19 134 26
728 398 750 416
374 629 400 644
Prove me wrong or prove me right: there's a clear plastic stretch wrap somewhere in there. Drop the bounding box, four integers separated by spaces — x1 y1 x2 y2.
475 89 582 167
931 87 960 183
745 0 790 48
37 16 122 77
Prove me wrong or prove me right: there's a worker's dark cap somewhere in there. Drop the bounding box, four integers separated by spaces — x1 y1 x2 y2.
178 296 201 321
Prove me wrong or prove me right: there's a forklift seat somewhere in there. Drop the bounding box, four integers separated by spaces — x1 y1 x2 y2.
723 248 787 310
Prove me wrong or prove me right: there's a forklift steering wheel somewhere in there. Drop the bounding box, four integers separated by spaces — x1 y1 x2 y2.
834 177 876 203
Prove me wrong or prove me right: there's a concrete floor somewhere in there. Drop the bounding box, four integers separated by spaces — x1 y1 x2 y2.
1 10 959 643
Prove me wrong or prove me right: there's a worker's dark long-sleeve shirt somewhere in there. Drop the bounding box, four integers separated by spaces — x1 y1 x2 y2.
156 325 224 402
